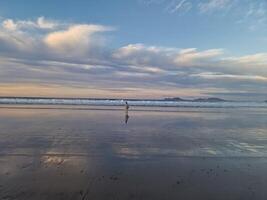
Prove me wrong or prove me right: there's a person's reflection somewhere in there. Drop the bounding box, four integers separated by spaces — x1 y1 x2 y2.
125 101 130 124
125 113 129 124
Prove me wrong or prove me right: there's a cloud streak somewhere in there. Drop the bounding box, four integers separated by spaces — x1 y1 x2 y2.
142 0 267 31
198 0 233 13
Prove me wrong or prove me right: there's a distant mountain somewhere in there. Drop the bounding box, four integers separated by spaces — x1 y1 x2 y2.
164 97 227 102
164 97 187 101
192 97 227 102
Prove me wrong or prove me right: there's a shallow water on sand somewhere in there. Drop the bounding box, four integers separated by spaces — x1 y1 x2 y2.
0 105 267 200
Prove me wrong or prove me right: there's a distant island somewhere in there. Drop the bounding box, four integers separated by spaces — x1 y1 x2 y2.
192 97 227 102
164 97 187 101
164 97 228 102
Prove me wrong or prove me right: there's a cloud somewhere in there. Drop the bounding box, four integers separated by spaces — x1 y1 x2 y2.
141 0 234 14
0 28 36 53
113 44 177 68
219 53 267 77
192 72 267 82
142 0 267 30
174 48 224 66
226 53 267 66
236 1 267 31
0 17 62 56
44 24 113 56
0 17 114 62
198 0 232 13
165 0 193 14
113 43 223 68
1 17 59 31
0 16 267 100
37 17 58 29
2 19 17 31
113 43 267 99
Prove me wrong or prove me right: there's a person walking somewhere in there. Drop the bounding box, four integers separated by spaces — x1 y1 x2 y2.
125 101 129 111
125 101 130 124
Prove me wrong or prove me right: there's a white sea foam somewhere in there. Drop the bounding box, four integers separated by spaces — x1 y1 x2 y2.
0 98 266 108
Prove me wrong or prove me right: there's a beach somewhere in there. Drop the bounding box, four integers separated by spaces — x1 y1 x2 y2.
1 105 267 199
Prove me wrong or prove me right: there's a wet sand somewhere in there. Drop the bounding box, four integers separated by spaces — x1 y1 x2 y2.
0 105 267 199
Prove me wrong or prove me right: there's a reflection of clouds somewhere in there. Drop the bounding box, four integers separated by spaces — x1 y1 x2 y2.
113 136 267 159
42 155 65 166
0 154 92 180
113 146 221 159
228 141 265 154
202 148 217 155
40 154 92 171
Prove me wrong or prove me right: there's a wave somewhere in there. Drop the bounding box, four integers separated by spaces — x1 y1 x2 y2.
0 97 267 108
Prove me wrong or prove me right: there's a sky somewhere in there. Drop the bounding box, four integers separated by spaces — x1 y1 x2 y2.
0 0 267 100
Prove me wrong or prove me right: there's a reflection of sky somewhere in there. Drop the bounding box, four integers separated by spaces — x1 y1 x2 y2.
1 105 267 199
0 106 267 160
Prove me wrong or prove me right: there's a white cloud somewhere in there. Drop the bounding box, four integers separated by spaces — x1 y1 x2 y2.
1 17 59 31
37 17 59 29
165 0 192 14
192 72 267 82
174 48 224 66
195 72 267 81
115 71 152 77
0 17 114 62
44 24 113 56
198 0 232 13
2 19 17 31
113 44 183 71
142 0 234 14
225 53 267 66
113 43 223 68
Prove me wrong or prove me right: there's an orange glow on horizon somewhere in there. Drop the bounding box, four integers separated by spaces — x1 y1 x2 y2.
0 83 213 99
